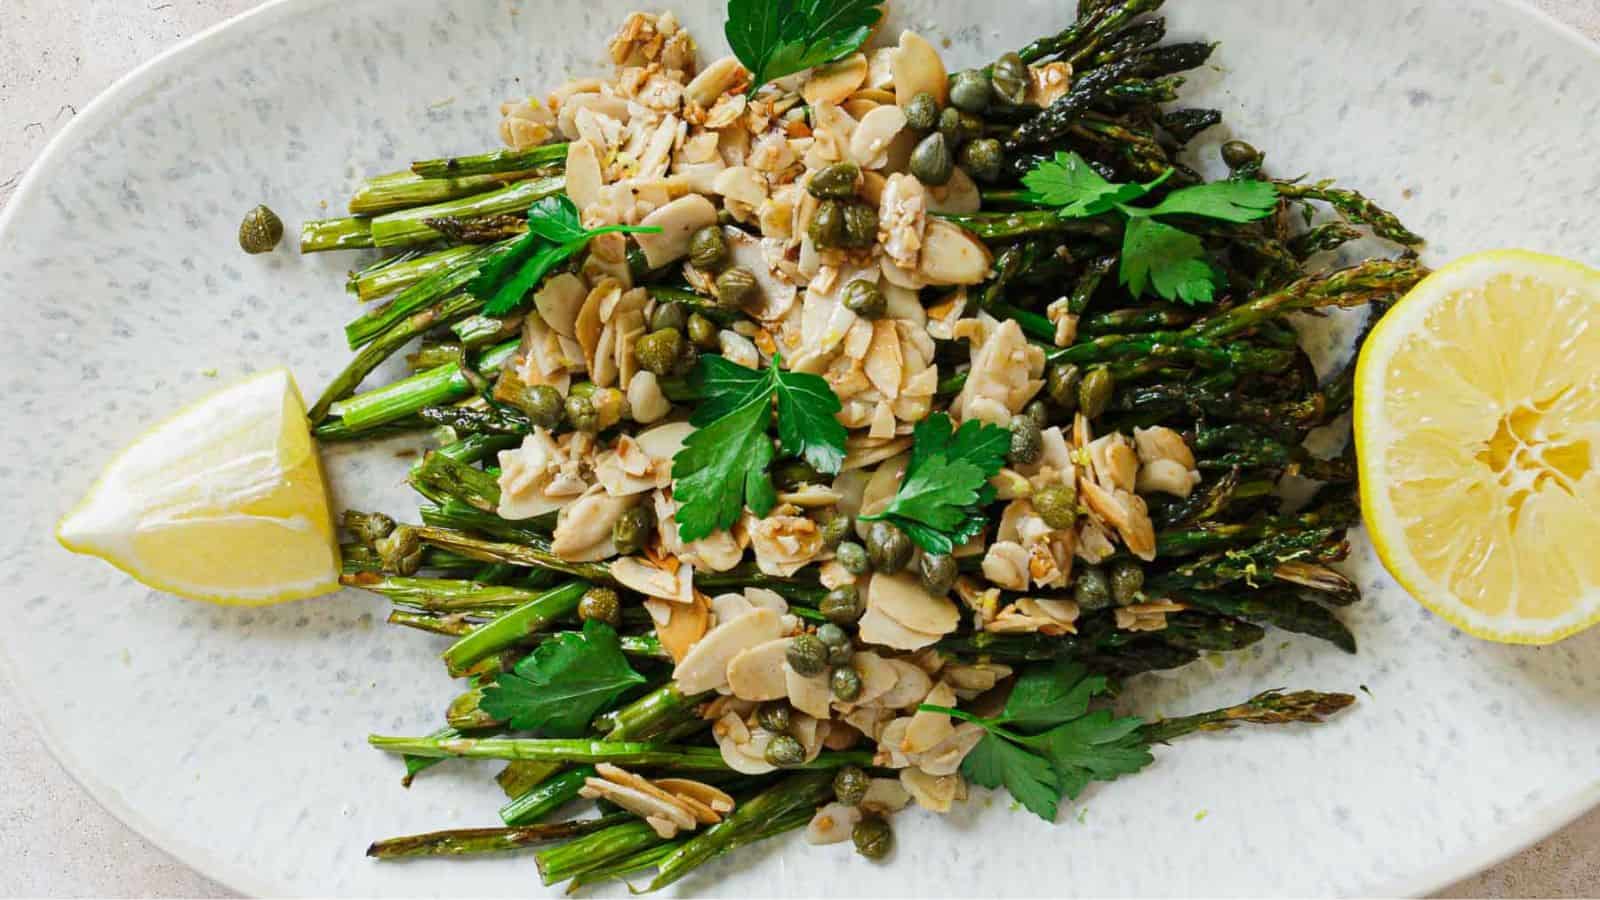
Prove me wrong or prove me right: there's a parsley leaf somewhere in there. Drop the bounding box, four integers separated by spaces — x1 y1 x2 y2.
1016 152 1277 306
469 196 660 316
1028 711 1154 800
725 0 885 95
479 620 647 736
861 413 1010 555
672 353 847 542
962 732 1063 822
996 659 1107 732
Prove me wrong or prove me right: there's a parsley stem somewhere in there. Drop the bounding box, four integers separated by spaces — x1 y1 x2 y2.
917 704 1031 743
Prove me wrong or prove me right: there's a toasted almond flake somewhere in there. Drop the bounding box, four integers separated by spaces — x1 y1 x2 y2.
858 605 942 651
910 721 987 776
613 556 693 602
726 637 792 702
1028 61 1074 107
875 718 913 768
842 435 914 472
1138 459 1201 498
715 714 778 775
685 56 749 107
580 777 697 836
875 658 935 710
1089 434 1140 494
901 768 962 814
674 608 784 694
551 487 635 562
925 165 981 215
893 31 949 107
849 104 909 170
806 802 864 844
1134 426 1198 469
634 194 719 269
918 219 993 285
861 777 912 814
785 663 833 718
803 53 870 107
845 650 900 709
870 573 960 635
1080 480 1158 561
655 590 711 662
903 681 956 753
655 779 736 816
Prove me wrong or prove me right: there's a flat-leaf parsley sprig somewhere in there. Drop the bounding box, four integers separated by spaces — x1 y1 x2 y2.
671 354 849 542
469 195 660 316
1021 151 1280 305
724 0 886 96
859 413 1011 555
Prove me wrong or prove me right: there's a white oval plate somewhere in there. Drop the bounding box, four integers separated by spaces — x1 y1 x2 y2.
4 0 1600 896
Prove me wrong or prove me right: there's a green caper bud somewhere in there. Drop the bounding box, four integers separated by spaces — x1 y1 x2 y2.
820 585 864 625
866 521 914 573
908 132 955 187
376 526 423 576
565 393 599 433
1221 140 1264 171
650 301 688 334
674 338 700 376
1032 484 1079 530
1078 368 1116 420
842 279 887 319
853 817 893 860
817 623 854 666
578 587 622 626
808 161 862 200
833 765 870 806
757 702 792 734
634 328 685 377
809 199 847 250
508 384 565 430
1109 559 1146 607
957 110 985 143
836 541 870 575
687 312 720 349
786 633 829 677
1009 416 1044 466
904 91 940 131
343 510 396 548
568 381 597 400
938 106 967 148
830 665 863 701
819 512 854 549
238 204 284 254
959 138 1004 183
1047 363 1083 411
949 69 992 114
611 504 656 556
991 52 1030 105
715 266 760 308
841 202 879 249
689 225 729 270
773 459 824 491
1024 400 1051 430
1074 566 1113 611
918 553 958 597
764 734 807 767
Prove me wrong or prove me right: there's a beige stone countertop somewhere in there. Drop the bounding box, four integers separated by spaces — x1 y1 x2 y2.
3 0 1599 895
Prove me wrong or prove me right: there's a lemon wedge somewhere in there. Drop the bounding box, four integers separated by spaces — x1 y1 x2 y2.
1355 250 1600 644
56 369 341 605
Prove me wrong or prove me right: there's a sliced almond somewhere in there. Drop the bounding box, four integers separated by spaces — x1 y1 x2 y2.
901 767 963 813
612 556 691 602
902 681 956 753
785 663 833 719
850 104 909 170
926 165 981 215
686 56 749 107
918 219 994 285
912 722 988 777
847 650 901 708
656 591 711 662
874 717 913 768
869 572 960 635
875 659 934 710
635 194 719 270
861 777 912 814
634 421 695 461
655 779 736 817
726 637 792 702
674 607 784 694
858 605 942 651
893 31 949 107
806 802 863 844
855 454 910 538
803 53 869 107
712 165 768 208
534 272 587 339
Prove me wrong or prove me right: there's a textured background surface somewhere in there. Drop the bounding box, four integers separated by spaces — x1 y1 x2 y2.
1 0 1598 896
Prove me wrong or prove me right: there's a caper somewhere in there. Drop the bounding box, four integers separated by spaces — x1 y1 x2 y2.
1024 400 1052 430
833 765 870 806
687 312 720 349
578 587 622 626
674 339 700 376
565 393 599 433
611 504 656 556
568 381 597 400
908 132 955 186
343 510 396 548
376 525 423 576
773 459 824 491
715 266 760 308
817 623 854 666
764 734 807 767
819 512 854 550
1074 566 1113 611
949 69 992 114
842 278 887 319
506 383 564 430
918 553 958 597
853 817 893 860
938 106 968 148
960 138 1005 183
757 701 792 734
238 204 284 254
650 301 688 334
1221 140 1264 171
820 585 864 625
689 225 729 271
1109 558 1146 607
836 540 870 575
1009 416 1044 466
1032 483 1079 530
841 202 879 249
1078 368 1116 420
786 633 829 677
866 521 914 573
991 52 1030 106
904 91 940 131
830 665 863 701
1047 362 1083 411
635 328 685 377
808 161 862 200
809 199 848 250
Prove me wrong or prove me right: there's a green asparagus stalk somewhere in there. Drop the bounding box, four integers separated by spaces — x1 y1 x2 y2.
1018 0 1164 63
344 241 507 348
938 210 1122 242
1158 613 1265 653
452 313 525 349
646 772 837 892
412 142 571 178
349 245 481 302
1047 330 1297 373
417 405 532 437
1079 305 1196 335
438 433 522 465
368 814 630 859
439 580 590 676
349 170 546 217
387 610 476 637
1288 223 1363 260
418 500 553 545
311 290 483 421
406 343 466 372
401 726 460 786
1139 689 1357 744
368 735 873 772
1081 17 1168 69
537 820 667 886
300 216 374 253
411 451 503 512
1194 258 1427 341
322 339 518 433
448 687 501 730
566 839 688 891
344 574 559 614
370 175 564 248
1178 588 1357 653
1276 181 1423 245
500 766 595 827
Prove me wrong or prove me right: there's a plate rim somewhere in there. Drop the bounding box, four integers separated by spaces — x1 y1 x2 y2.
2 0 1596 895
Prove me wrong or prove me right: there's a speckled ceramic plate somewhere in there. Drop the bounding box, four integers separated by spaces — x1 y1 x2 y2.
4 0 1600 896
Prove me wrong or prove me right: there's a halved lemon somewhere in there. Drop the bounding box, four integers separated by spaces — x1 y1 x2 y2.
56 369 341 605
1356 251 1600 644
